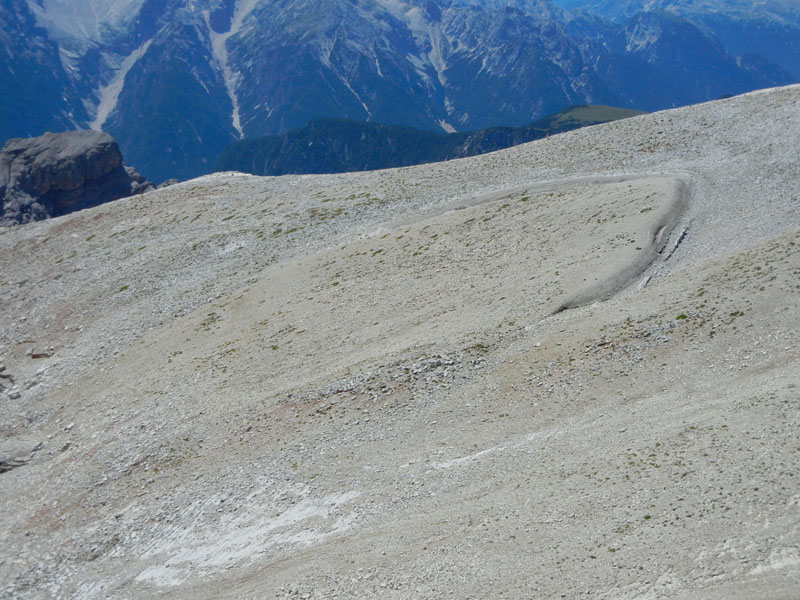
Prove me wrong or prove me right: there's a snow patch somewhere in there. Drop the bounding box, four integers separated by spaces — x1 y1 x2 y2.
204 0 262 139
90 39 153 131
626 21 661 54
341 77 372 119
407 53 431 82
376 0 448 86
438 119 456 133
133 489 361 587
26 0 145 42
319 36 334 69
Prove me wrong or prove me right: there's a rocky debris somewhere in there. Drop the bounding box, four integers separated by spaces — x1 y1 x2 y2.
0 457 26 474
0 364 18 398
0 130 153 226
297 352 478 409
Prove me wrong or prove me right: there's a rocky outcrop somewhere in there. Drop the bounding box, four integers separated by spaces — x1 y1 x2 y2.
0 130 153 226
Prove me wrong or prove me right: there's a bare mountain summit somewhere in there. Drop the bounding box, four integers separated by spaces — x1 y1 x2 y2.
0 85 798 599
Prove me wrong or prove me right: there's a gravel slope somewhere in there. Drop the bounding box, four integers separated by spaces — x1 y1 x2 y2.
0 85 798 599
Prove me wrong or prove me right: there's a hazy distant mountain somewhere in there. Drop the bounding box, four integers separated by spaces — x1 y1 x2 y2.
215 105 645 176
552 0 800 78
1 0 795 182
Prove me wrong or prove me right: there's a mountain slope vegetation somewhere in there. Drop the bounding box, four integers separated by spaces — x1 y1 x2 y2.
214 105 645 175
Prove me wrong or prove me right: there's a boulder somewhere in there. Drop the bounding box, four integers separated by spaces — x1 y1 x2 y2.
0 130 154 226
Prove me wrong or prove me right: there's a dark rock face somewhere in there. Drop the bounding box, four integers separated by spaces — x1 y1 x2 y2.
0 0 89 141
0 131 153 226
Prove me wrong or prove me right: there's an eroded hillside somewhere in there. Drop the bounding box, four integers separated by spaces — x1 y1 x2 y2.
0 85 798 599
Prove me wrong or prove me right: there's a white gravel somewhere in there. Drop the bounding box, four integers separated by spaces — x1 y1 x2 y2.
0 84 798 600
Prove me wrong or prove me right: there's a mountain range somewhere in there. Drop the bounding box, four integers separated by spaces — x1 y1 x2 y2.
551 0 800 79
214 105 644 175
1 0 797 182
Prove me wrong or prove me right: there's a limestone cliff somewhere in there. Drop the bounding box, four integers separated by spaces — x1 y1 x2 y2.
0 130 153 226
